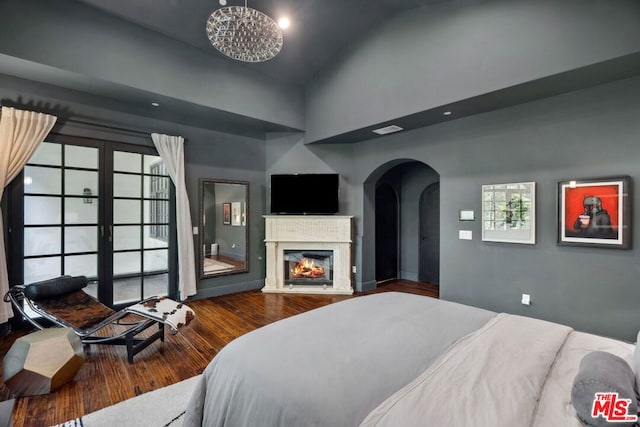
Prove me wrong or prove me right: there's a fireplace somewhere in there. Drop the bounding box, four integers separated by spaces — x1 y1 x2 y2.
284 250 333 287
263 215 353 294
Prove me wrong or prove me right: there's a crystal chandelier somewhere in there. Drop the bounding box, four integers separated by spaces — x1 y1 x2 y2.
206 1 283 63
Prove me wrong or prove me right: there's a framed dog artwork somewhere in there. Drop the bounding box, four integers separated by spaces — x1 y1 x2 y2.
557 176 631 249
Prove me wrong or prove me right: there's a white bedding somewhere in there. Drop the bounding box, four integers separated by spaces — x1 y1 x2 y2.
361 313 571 426
361 313 635 427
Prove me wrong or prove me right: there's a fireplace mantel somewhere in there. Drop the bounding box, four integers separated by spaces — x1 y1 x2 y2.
262 215 353 294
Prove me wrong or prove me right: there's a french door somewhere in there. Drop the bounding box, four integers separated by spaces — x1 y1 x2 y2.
13 135 176 308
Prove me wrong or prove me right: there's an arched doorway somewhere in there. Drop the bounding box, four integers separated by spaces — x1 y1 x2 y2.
362 159 440 291
375 183 398 282
419 183 440 285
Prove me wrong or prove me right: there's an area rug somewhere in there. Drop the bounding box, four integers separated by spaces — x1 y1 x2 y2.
203 258 235 273
52 375 200 427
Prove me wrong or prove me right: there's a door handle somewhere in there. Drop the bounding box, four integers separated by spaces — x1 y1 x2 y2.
100 225 113 242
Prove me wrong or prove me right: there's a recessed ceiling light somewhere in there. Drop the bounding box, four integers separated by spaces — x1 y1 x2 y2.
151 102 160 107
278 17 290 29
443 111 452 116
372 125 404 135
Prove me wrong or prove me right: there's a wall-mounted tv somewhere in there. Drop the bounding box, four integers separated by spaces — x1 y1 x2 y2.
270 174 339 215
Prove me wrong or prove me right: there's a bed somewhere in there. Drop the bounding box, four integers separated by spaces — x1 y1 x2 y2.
183 292 638 427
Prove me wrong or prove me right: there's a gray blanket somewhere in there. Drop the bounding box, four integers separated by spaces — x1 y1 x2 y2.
183 292 496 427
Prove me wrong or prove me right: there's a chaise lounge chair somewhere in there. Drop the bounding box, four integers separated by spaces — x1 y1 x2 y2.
4 276 195 364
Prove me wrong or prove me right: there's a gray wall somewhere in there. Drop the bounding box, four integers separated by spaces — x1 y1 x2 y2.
268 75 640 341
305 0 640 142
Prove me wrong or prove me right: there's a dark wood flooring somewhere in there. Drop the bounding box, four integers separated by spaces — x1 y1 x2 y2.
0 279 438 427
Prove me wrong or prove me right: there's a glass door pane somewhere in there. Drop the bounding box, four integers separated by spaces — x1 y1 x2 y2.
112 150 170 305
62 144 100 294
23 141 100 308
24 142 100 280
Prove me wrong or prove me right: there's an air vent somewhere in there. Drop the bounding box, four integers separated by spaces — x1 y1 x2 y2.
372 125 404 135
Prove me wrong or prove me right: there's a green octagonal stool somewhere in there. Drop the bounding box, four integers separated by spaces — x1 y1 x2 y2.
3 328 85 396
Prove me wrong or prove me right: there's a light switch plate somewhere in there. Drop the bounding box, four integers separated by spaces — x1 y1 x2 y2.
459 230 472 240
459 210 475 221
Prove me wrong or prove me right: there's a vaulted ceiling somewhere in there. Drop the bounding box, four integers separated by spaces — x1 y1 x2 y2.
1 0 639 143
75 0 450 87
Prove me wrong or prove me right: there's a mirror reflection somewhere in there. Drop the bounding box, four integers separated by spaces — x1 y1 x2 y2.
200 179 249 278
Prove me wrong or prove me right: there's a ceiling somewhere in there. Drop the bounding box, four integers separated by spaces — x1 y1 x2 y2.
75 0 451 87
3 0 638 143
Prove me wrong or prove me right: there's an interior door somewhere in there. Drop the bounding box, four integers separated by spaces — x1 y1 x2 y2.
18 137 175 309
375 183 398 282
419 182 440 285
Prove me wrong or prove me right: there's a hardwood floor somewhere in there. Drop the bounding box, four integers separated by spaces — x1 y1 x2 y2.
0 279 438 427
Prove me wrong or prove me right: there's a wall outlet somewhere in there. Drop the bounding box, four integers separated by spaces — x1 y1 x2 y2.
192 226 198 235
352 265 357 273
521 293 531 306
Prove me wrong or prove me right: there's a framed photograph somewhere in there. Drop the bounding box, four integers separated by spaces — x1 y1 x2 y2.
231 202 242 226
222 203 231 225
558 176 631 249
482 182 536 244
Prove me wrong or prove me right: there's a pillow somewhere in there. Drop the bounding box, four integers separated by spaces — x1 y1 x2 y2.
634 331 640 396
572 351 638 427
23 275 87 301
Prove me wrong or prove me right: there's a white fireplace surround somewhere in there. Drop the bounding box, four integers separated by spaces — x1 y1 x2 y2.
263 215 353 294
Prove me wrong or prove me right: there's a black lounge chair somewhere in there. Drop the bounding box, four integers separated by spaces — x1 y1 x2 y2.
4 276 194 364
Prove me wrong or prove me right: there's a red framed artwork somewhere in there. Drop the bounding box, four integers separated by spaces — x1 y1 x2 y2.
222 203 231 225
557 177 631 249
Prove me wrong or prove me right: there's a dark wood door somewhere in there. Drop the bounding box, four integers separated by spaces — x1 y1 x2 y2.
419 183 440 284
375 183 398 282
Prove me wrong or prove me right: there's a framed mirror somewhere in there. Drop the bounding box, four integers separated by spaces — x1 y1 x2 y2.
199 178 249 278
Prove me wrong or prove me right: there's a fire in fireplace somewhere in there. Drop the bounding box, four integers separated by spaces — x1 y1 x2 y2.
291 258 325 279
284 250 333 286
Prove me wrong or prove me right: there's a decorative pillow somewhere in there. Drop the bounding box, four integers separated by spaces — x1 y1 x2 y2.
634 331 640 398
23 275 88 301
572 351 638 427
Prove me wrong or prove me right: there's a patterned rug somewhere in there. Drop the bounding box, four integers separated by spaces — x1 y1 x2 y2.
203 258 235 273
52 375 200 427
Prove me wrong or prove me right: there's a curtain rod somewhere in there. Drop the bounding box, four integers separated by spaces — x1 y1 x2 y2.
60 118 153 137
0 105 188 142
58 118 188 142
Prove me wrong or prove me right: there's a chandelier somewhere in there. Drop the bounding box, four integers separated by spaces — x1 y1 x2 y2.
206 1 284 63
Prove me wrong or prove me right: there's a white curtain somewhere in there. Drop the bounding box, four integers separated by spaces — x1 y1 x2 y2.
0 107 57 323
151 133 197 299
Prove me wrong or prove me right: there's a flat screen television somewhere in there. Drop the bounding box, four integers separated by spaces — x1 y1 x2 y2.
270 174 339 214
